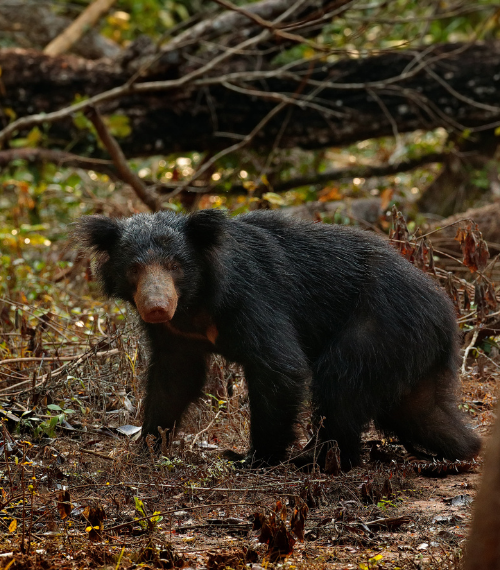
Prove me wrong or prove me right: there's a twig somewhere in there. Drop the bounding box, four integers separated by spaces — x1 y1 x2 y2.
2 422 13 488
462 328 480 375
367 87 402 152
0 349 119 366
212 0 352 53
27 464 35 555
0 148 115 176
167 100 288 198
0 348 120 395
85 107 160 212
174 521 252 532
79 449 116 462
20 442 26 553
190 409 222 451
423 63 500 113
221 80 345 117
419 217 477 240
0 40 484 149
44 0 117 57
158 0 314 56
104 502 267 533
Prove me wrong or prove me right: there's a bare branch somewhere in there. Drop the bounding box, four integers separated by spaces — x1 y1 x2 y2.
159 0 340 54
269 152 449 193
44 0 118 57
159 151 449 197
0 350 119 367
167 100 289 199
0 0 120 59
1 39 500 156
210 0 353 52
85 107 161 212
0 26 273 146
0 148 116 178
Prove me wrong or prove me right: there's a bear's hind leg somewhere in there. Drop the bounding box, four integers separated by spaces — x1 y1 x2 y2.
377 372 481 461
309 382 368 471
308 330 389 471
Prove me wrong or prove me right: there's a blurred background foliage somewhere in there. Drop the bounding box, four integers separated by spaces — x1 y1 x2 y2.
0 0 499 338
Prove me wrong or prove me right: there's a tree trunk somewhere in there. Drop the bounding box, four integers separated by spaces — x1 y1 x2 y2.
417 130 499 217
463 403 500 570
1 42 500 158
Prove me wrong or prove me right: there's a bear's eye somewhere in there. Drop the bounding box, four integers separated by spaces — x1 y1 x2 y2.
172 263 179 271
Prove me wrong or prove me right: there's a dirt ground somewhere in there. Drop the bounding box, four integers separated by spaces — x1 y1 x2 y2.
0 311 495 570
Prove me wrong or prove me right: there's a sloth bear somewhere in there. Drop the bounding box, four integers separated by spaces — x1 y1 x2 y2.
74 209 480 470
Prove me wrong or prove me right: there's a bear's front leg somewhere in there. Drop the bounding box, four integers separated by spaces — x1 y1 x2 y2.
142 330 208 440
243 361 310 465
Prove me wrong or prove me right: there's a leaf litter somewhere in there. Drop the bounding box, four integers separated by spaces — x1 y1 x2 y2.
0 213 497 568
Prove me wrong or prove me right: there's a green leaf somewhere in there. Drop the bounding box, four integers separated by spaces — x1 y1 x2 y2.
26 127 43 148
49 416 59 428
262 192 285 205
151 511 163 523
106 114 132 138
134 496 146 517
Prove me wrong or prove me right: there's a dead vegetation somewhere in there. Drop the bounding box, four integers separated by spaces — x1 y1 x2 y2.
0 213 498 569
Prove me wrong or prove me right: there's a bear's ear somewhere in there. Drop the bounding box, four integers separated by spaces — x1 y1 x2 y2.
185 209 227 250
71 215 122 254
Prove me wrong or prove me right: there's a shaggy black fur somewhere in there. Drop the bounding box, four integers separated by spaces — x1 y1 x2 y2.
73 210 480 469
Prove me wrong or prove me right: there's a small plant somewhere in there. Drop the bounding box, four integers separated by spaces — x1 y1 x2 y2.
33 404 75 439
159 457 184 472
359 553 384 569
134 497 163 533
205 392 227 411
200 458 234 485
376 498 398 510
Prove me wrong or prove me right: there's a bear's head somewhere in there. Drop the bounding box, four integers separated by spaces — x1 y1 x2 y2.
72 210 227 323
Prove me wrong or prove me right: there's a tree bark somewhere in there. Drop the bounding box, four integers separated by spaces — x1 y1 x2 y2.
463 403 500 570
1 42 500 158
417 130 500 217
428 201 500 256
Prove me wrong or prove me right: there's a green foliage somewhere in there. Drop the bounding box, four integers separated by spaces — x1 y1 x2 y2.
9 127 43 149
134 496 163 532
205 393 227 411
275 0 499 65
0 153 127 336
199 457 234 485
31 404 76 439
72 96 132 149
100 0 203 44
359 554 384 570
159 457 184 472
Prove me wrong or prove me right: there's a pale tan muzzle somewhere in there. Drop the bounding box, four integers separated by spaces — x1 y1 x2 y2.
133 264 178 323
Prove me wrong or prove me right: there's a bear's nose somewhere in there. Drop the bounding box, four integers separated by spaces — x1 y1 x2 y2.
142 303 171 323
133 263 179 323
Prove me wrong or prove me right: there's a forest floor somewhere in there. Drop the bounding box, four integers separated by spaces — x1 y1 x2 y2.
0 309 495 570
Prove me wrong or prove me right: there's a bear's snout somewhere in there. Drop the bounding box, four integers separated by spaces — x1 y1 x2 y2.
133 264 178 323
141 304 173 323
